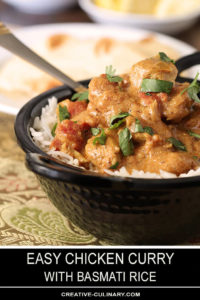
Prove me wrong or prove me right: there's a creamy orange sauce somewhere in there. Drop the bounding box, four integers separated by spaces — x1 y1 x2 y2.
50 54 200 175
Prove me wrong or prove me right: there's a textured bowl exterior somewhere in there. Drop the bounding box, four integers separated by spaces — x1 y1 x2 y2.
15 84 200 245
35 173 200 245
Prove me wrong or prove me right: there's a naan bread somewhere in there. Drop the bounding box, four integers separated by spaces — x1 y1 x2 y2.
0 33 180 104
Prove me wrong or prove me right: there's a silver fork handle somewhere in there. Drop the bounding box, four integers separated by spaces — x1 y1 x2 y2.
0 32 86 92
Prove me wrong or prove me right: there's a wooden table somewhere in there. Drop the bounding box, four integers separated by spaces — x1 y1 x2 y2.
0 1 200 246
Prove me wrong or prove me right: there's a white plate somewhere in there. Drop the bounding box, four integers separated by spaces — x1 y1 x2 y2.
79 0 200 34
0 23 197 115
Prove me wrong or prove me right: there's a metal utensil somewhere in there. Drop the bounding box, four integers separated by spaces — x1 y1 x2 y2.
0 22 86 92
0 22 200 91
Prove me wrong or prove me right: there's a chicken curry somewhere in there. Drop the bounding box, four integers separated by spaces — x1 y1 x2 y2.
50 53 200 176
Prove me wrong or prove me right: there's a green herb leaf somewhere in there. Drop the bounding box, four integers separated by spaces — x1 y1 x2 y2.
59 105 70 122
106 65 123 83
118 128 134 156
180 73 200 103
106 65 116 76
107 75 123 83
71 91 89 102
141 78 173 94
167 137 187 152
110 119 125 129
134 118 154 136
134 118 144 133
51 122 57 137
193 156 199 160
93 129 107 145
91 128 100 136
159 52 175 64
144 126 154 136
110 161 119 169
188 130 200 139
110 112 130 129
188 86 200 103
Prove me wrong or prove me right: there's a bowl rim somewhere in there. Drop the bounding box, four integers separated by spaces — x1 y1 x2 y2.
14 81 200 188
79 0 200 23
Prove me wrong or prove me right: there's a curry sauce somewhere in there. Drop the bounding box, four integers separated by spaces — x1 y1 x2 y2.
50 53 200 176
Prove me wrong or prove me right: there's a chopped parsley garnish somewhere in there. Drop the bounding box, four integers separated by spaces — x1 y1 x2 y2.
110 161 119 170
167 137 187 152
110 112 130 129
51 122 57 137
106 65 123 83
193 156 199 160
180 73 200 103
93 129 107 145
118 128 134 156
71 91 89 102
141 78 173 94
59 105 70 122
91 127 100 136
134 118 154 136
144 126 154 136
159 52 175 64
188 130 200 139
134 118 144 133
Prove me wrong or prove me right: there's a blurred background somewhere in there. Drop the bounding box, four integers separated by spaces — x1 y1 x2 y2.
0 0 199 49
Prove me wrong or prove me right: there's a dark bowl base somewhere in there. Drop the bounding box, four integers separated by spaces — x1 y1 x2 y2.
36 174 200 245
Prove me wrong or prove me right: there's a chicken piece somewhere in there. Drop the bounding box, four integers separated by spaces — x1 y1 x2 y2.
72 110 97 128
130 99 172 140
139 82 193 123
125 145 197 176
162 82 192 122
170 126 200 158
151 151 197 175
56 99 87 122
130 55 177 90
85 133 121 171
88 74 132 126
139 91 168 109
182 108 200 130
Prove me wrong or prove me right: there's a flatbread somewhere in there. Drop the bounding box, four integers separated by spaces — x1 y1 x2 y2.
0 33 180 104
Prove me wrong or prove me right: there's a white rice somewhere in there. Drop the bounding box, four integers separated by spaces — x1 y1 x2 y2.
30 98 200 179
30 97 57 151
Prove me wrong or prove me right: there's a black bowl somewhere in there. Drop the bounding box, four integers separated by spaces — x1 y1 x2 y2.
15 81 200 245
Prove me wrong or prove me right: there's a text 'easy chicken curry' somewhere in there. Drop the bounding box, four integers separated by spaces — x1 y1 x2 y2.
50 53 200 176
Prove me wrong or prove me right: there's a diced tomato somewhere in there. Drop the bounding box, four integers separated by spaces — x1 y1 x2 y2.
58 120 84 151
50 138 62 151
67 101 88 118
139 92 168 105
52 120 87 151
50 119 92 152
139 92 168 114
58 120 79 135
155 92 168 103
